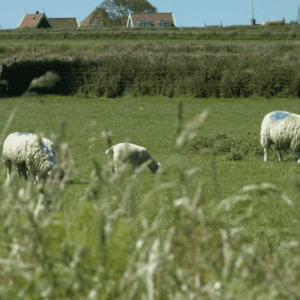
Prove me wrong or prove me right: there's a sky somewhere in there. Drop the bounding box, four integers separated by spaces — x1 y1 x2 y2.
1 0 300 29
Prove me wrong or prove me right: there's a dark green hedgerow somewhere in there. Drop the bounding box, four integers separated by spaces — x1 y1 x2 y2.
1 49 300 99
74 54 300 99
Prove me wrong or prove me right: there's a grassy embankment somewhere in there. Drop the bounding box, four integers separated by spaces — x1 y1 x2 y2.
0 95 300 298
2 41 300 99
1 23 300 41
1 23 300 63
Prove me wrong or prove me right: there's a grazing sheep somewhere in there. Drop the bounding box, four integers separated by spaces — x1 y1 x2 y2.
2 132 57 183
260 111 300 162
105 143 160 174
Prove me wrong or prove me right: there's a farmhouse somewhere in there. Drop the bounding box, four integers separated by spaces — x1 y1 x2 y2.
80 8 109 29
18 11 53 29
18 11 79 29
127 13 176 28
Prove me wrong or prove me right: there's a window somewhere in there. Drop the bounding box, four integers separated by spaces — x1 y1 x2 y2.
138 20 153 28
158 20 172 28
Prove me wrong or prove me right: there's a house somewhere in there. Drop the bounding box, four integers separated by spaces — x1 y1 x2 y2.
80 8 109 28
18 12 78 29
127 13 176 28
48 18 78 29
18 11 53 29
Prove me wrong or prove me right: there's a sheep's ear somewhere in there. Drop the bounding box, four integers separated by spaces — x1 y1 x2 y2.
158 162 161 166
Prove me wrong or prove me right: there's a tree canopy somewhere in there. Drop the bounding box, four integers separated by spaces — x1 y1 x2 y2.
98 0 157 20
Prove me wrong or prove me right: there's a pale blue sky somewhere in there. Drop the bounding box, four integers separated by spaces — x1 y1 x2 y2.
1 0 300 29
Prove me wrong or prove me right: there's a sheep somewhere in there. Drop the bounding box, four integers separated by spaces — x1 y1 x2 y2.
105 143 160 174
260 111 300 162
2 132 57 183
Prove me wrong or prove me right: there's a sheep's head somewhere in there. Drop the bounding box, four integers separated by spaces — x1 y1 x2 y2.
127 150 160 174
148 159 159 174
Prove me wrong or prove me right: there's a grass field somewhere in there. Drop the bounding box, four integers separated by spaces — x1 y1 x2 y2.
2 95 300 197
1 94 300 298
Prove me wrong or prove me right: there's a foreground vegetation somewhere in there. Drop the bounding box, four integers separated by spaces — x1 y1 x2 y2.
0 95 300 298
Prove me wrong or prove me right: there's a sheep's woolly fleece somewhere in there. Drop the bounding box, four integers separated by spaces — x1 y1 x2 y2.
2 132 56 181
260 111 300 162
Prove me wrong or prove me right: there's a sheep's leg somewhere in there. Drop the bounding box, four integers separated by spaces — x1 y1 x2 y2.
113 162 118 172
131 165 136 174
26 162 38 183
263 147 268 162
114 157 123 172
32 173 39 184
4 160 12 182
27 169 37 184
275 148 283 162
296 151 300 163
6 167 11 182
262 137 272 162
27 171 33 182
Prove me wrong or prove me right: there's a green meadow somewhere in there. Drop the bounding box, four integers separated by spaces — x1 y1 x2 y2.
2 95 300 201
1 94 300 298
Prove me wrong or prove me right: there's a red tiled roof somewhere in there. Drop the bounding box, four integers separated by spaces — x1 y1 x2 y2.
80 8 107 27
48 18 78 29
128 13 175 28
18 12 46 28
81 12 94 27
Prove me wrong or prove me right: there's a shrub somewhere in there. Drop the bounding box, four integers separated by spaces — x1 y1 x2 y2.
192 71 208 98
105 74 125 98
226 148 243 161
187 131 263 158
220 70 247 98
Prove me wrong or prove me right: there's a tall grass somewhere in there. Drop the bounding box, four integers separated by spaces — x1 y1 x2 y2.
0 97 300 299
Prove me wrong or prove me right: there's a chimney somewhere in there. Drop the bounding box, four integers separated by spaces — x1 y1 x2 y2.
36 11 39 14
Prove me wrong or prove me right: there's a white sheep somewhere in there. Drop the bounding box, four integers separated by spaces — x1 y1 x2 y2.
2 132 57 183
260 111 300 162
105 143 160 174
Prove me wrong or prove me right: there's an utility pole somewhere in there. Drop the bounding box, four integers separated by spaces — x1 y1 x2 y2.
251 0 256 25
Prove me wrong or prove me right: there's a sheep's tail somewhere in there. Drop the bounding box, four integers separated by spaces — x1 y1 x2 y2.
105 147 113 155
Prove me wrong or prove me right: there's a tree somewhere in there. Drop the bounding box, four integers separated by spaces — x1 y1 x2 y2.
98 0 157 20
128 0 157 14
